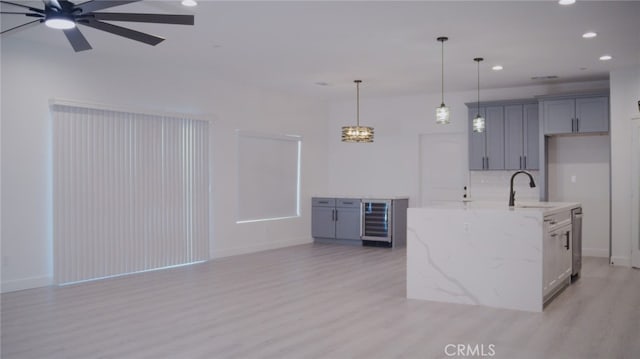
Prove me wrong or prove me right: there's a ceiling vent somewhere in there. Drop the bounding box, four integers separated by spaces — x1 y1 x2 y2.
531 75 559 80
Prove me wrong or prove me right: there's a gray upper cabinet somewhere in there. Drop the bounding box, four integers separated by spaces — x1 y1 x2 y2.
468 106 505 170
575 97 609 133
542 94 609 135
505 103 539 170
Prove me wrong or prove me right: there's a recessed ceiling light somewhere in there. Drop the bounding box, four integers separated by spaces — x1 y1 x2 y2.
582 32 597 39
599 55 613 61
558 0 576 5
492 65 503 71
181 0 197 7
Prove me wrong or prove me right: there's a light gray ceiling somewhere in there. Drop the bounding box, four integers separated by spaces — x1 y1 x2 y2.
2 1 639 100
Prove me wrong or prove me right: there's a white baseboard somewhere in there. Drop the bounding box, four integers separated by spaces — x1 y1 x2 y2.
211 237 312 259
583 248 609 258
1 275 52 293
609 256 631 267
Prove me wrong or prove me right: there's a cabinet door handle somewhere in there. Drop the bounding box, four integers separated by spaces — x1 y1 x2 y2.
519 156 523 169
332 209 336 221
576 118 579 132
571 118 575 132
524 156 527 169
565 231 570 250
486 157 489 169
335 209 338 222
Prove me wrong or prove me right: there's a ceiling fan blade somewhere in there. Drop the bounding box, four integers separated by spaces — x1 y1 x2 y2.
91 12 194 25
81 19 164 46
75 0 141 14
43 0 62 10
1 19 41 35
0 1 45 13
63 27 92 52
1 11 38 15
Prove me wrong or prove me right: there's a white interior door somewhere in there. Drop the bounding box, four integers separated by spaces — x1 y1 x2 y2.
631 119 640 268
419 133 468 206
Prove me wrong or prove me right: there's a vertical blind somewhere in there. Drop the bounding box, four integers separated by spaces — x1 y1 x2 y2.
52 103 210 284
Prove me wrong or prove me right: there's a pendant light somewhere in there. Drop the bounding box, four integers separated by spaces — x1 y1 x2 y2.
436 36 450 124
472 57 485 133
342 80 374 143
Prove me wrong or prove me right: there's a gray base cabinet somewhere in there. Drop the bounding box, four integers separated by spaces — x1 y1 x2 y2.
311 197 408 247
541 94 609 135
311 198 361 240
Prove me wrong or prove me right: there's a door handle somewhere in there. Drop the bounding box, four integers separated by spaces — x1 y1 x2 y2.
576 118 579 132
571 118 575 132
519 156 523 169
486 157 489 169
332 209 336 221
524 156 527 169
335 209 338 222
565 231 570 250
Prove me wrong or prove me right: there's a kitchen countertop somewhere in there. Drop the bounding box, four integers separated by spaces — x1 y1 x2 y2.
406 200 581 312
415 201 580 216
312 195 410 200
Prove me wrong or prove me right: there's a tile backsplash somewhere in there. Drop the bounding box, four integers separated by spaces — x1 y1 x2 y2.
469 170 540 202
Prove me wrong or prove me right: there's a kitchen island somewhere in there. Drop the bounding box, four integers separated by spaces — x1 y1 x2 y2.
407 201 580 312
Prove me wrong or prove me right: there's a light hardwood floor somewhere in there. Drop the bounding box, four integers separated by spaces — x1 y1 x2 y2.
2 243 639 359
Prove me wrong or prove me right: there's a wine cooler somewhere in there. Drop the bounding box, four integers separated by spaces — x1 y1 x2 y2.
361 198 408 247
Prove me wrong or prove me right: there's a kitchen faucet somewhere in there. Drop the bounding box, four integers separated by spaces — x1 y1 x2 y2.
509 170 536 207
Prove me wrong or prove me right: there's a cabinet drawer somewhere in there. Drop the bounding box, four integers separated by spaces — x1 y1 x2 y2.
544 211 571 230
337 198 360 208
312 198 336 207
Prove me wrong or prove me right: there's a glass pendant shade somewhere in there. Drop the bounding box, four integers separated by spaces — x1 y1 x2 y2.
342 80 374 143
436 104 450 124
436 36 450 125
472 57 485 133
473 114 485 133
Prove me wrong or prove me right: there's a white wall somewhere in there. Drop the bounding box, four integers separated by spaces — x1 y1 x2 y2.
1 41 329 292
327 80 609 207
610 66 640 267
547 135 610 257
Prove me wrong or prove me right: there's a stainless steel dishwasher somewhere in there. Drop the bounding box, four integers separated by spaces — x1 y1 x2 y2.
571 207 583 280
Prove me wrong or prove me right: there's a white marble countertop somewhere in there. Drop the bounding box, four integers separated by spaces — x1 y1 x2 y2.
406 200 581 312
413 201 580 216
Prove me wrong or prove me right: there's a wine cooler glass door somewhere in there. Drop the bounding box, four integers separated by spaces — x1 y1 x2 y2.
362 200 392 242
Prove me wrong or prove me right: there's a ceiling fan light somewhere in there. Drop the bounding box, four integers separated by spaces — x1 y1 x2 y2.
45 17 76 30
181 0 198 7
436 104 450 124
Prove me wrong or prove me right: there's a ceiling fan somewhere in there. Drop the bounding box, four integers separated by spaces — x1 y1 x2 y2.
0 0 194 52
